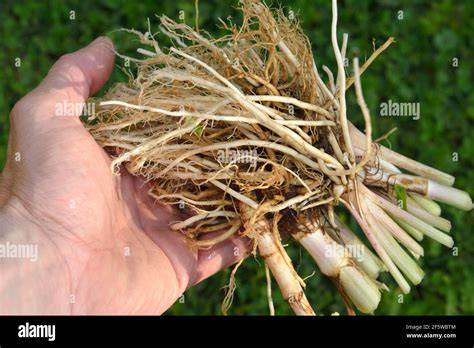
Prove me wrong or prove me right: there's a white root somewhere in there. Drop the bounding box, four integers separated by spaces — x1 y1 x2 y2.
170 47 344 170
351 57 373 174
195 222 242 247
379 158 402 174
392 217 424 242
331 217 386 279
88 0 473 317
350 123 455 186
210 180 258 209
405 196 451 232
247 95 332 118
240 202 315 315
171 211 238 230
427 180 473 211
343 195 411 294
374 223 425 286
158 140 323 176
291 213 382 314
362 185 454 248
322 65 336 93
265 264 275 316
410 193 442 216
365 199 424 257
339 266 383 315
359 166 471 213
258 231 315 315
331 0 354 163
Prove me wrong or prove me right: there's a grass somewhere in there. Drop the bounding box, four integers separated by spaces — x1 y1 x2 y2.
0 0 473 315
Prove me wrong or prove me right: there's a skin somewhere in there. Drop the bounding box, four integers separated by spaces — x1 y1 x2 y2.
0 37 250 314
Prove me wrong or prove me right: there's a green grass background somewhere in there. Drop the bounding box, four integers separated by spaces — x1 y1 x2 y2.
0 0 472 315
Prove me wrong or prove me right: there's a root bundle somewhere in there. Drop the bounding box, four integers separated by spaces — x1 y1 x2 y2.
87 0 472 315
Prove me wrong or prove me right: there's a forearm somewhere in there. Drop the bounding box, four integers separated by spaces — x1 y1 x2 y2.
0 199 72 314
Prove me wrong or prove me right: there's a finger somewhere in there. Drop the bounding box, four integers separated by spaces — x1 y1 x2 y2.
41 36 115 103
132 174 252 288
7 37 115 177
11 37 115 126
192 234 252 286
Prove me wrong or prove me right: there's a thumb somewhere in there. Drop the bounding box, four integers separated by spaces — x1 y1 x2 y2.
3 37 115 198
42 36 115 105
11 37 115 126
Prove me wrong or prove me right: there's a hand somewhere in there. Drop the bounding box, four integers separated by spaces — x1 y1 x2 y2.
0 37 250 314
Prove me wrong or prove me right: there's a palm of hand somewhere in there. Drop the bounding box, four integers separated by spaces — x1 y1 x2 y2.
0 38 247 314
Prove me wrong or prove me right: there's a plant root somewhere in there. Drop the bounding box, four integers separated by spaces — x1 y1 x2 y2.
86 0 472 315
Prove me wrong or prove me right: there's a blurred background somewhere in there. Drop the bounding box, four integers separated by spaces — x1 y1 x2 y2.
0 0 472 315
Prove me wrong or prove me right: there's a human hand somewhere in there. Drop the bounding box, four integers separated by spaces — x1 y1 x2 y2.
0 37 250 314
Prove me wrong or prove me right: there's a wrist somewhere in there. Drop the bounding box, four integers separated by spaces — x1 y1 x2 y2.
0 197 72 314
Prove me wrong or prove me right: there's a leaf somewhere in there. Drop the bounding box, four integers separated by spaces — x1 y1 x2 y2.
394 184 407 210
194 125 204 137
